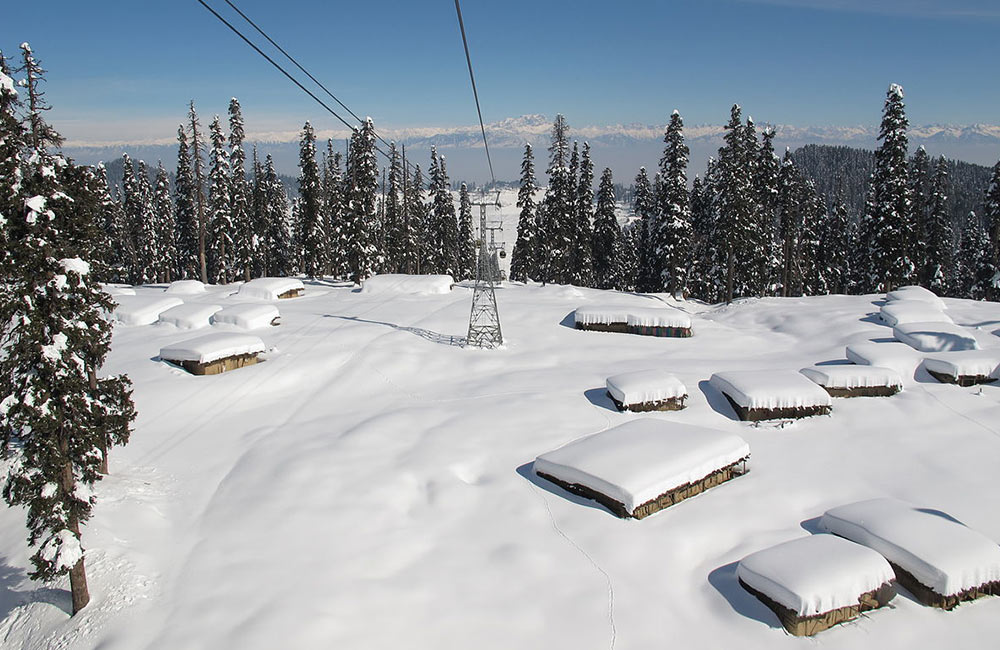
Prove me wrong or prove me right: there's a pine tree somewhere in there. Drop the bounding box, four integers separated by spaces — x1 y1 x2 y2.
572 142 595 287
799 181 827 295
322 144 346 278
343 118 379 283
188 102 209 283
541 114 574 284
401 164 425 275
756 127 781 295
655 110 694 296
592 168 622 290
262 154 290 276
955 212 996 299
206 116 232 283
715 105 755 302
228 98 253 282
778 150 804 295
925 157 954 294
382 142 403 274
134 160 159 284
632 168 657 292
174 125 199 280
909 145 933 283
820 187 852 294
92 164 127 282
118 154 144 283
510 143 538 282
0 50 21 273
296 121 326 278
153 162 176 283
985 160 1000 264
426 146 458 275
457 183 475 281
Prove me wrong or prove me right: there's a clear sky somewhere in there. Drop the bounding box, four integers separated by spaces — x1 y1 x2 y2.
3 0 999 143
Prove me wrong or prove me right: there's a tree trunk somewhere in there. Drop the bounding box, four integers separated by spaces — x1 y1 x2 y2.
726 247 735 304
69 553 90 615
60 433 90 615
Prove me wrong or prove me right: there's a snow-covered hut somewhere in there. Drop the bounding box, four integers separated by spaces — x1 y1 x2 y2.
157 303 222 330
893 321 979 352
211 304 281 330
533 419 749 519
159 333 266 375
845 342 923 379
736 534 895 636
573 304 692 337
164 279 208 295
879 300 951 328
573 305 632 333
922 350 1000 386
239 277 305 300
606 369 687 412
709 370 832 421
799 365 902 398
886 285 947 310
113 295 184 326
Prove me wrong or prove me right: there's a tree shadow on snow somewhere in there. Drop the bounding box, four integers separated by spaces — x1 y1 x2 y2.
698 380 739 421
515 462 615 516
324 315 466 347
707 562 782 630
583 388 618 412
0 557 72 618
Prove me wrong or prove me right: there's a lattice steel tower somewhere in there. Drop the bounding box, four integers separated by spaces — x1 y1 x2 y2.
466 198 504 348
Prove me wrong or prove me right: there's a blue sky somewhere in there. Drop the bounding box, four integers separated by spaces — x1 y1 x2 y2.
3 0 999 144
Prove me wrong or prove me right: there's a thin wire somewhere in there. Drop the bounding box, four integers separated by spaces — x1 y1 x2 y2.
454 0 496 186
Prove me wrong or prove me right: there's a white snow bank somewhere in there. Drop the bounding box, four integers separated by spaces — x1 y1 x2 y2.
113 295 184 326
736 534 895 617
533 419 749 514
709 370 832 410
101 284 136 297
893 322 979 352
165 280 208 295
574 305 632 326
626 307 692 329
922 350 1000 380
606 370 686 406
846 342 924 379
158 303 222 330
212 304 280 330
880 301 951 327
800 365 902 390
886 286 947 310
238 277 305 300
819 498 1000 597
360 274 454 295
160 333 266 365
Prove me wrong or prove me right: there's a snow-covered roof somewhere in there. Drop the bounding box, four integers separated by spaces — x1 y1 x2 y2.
819 498 1000 597
533 419 749 514
893 322 979 352
922 350 1000 379
606 370 687 406
574 304 633 326
160 333 266 365
880 301 951 328
238 277 305 301
158 303 222 330
626 307 692 329
113 295 184 326
736 534 895 617
165 280 208 295
360 274 454 295
709 370 832 410
212 304 280 330
846 342 924 378
886 286 946 311
800 364 902 390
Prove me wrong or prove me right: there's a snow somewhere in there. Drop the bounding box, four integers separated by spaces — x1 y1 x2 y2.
606 369 687 405
800 364 902 390
736 534 895 617
886 286 947 310
626 306 692 329
0 71 15 94
533 419 749 514
38 529 84 573
211 303 280 330
58 258 90 276
922 350 1000 380
159 333 265 365
893 322 979 352
846 341 925 379
573 304 632 326
709 370 832 409
112 295 184 326
40 332 68 363
157 303 223 330
880 300 951 327
24 195 46 213
238 277 305 300
819 498 1000 597
102 284 136 297
164 280 207 295
361 274 455 295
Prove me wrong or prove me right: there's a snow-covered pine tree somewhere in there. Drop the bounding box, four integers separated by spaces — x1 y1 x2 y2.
188 101 209 283
924 157 954 294
174 125 200 280
510 143 538 282
655 110 694 296
541 114 573 284
92 163 128 282
322 145 346 278
632 167 657 292
262 154 291 276
118 153 143 282
296 121 326 278
955 212 996 299
0 50 20 273
741 116 768 296
799 180 828 296
457 183 475 281
134 160 159 284
401 164 425 275
715 105 755 302
985 159 1000 264
756 126 781 295
619 222 641 292
381 142 403 274
688 169 722 302
865 84 914 291
343 118 379 283
777 149 803 296
820 186 853 294
228 98 253 282
572 142 595 287
425 147 458 276
908 145 933 283
592 167 622 290
207 116 232 284
153 162 176 283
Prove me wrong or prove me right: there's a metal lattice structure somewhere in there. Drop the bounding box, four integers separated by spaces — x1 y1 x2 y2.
466 200 504 349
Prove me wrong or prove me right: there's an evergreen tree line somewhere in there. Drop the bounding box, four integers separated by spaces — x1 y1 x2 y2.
510 89 1000 302
99 103 478 286
0 44 136 616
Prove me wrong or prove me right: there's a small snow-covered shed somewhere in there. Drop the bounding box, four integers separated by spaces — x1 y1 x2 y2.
893 321 979 352
113 295 184 326
157 303 222 330
879 300 951 328
360 274 454 295
736 534 895 636
573 304 692 337
845 342 924 379
533 419 749 519
159 333 266 375
886 285 947 310
211 304 280 330
922 350 1000 386
573 305 632 333
239 277 305 300
800 365 902 398
820 498 1000 610
605 369 687 411
709 370 832 421
164 279 207 295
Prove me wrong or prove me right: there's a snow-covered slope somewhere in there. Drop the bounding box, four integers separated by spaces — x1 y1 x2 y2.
2 284 1000 649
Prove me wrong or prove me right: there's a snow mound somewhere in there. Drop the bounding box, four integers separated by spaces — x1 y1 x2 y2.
533 419 749 515
113 295 184 326
360 274 454 295
819 498 1000 597
165 280 208 295
606 369 686 406
158 303 223 330
709 370 832 410
159 333 266 365
879 300 951 327
212 304 280 330
238 277 305 300
626 306 692 329
846 342 924 378
893 322 979 352
800 365 902 390
922 350 1000 381
886 286 947 310
102 284 136 297
736 534 895 617
574 304 632 326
